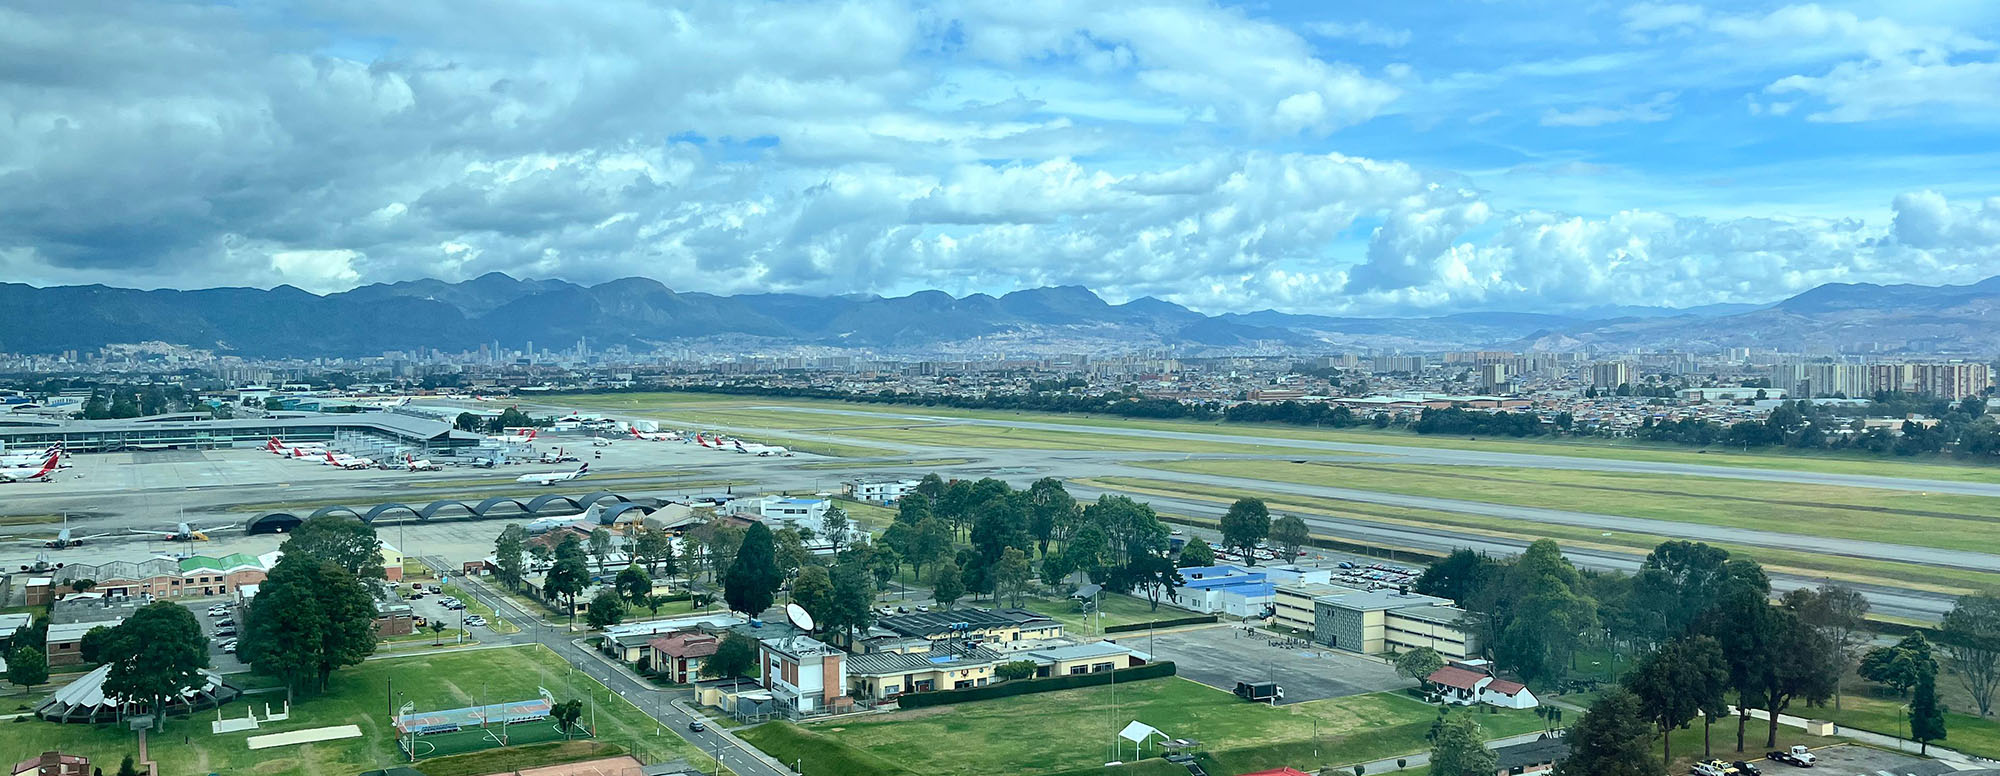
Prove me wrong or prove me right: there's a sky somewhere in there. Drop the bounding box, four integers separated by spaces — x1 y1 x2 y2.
4 0 2000 316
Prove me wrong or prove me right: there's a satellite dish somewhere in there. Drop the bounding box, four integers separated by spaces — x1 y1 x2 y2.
786 602 815 631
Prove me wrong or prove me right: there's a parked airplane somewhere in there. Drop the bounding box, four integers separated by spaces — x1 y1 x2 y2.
130 521 238 541
515 463 589 486
0 443 62 467
491 427 539 444
323 451 375 470
628 427 678 442
267 437 326 457
0 454 60 483
403 453 441 472
11 526 113 549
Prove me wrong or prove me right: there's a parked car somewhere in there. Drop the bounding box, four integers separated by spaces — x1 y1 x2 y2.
1731 762 1762 776
464 615 488 627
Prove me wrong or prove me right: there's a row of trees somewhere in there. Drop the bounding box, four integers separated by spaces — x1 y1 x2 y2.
1414 539 2000 774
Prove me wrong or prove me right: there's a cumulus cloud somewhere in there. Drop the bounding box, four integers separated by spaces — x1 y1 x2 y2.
0 0 1997 318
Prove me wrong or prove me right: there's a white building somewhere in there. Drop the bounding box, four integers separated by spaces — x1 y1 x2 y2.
843 479 920 504
759 634 849 715
1424 662 1538 709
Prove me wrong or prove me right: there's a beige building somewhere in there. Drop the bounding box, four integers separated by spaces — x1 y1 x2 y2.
871 608 1063 646
1312 589 1480 658
845 646 1004 699
1274 582 1350 633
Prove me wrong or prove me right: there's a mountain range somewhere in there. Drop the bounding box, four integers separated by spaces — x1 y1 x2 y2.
0 273 1993 358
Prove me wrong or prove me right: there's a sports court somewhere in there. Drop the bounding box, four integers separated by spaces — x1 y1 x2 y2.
394 694 593 759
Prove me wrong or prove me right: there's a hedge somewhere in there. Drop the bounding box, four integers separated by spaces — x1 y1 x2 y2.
1105 614 1217 633
895 661 1177 709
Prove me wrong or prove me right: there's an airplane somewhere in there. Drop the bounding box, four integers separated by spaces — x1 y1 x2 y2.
402 453 441 472
268 437 326 457
515 463 589 486
0 454 61 483
491 427 539 444
628 427 678 442
323 450 375 470
11 525 113 549
130 521 239 541
732 440 793 457
0 443 63 467
590 436 613 447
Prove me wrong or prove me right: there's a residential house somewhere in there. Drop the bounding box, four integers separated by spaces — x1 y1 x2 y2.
1424 662 1538 709
1023 641 1147 677
10 752 88 776
1492 737 1568 776
644 632 719 683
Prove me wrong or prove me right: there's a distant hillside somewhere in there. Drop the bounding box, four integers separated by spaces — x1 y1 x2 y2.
0 273 1987 357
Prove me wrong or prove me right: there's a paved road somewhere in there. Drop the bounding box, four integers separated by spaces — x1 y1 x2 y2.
433 562 792 776
761 406 2000 497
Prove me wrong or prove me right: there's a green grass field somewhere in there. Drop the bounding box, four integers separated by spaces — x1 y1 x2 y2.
0 646 701 776
1133 459 2000 557
1088 476 2000 595
558 393 2000 483
755 678 1548 776
796 457 975 471
1012 593 1200 634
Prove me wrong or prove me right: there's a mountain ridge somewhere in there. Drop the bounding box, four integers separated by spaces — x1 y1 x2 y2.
0 274 1991 357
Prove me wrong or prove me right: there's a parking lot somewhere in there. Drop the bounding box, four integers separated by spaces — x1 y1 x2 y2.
180 598 248 672
403 584 491 638
1785 744 1955 776
1139 623 1406 704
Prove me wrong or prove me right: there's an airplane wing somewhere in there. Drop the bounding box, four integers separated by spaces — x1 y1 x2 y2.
126 528 179 537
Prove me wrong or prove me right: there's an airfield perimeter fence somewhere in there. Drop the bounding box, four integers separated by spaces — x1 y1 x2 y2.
894 661 1176 709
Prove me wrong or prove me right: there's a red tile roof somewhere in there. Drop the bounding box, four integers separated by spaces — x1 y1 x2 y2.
1425 665 1488 691
647 632 719 659
1485 678 1527 696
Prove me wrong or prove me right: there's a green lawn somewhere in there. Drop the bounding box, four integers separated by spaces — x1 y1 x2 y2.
0 646 703 776
1809 686 2000 760
1087 476 2000 595
796 457 975 471
441 584 520 635
559 393 2000 483
1135 459 2000 558
772 422 1311 455
770 677 1547 776
1013 593 1202 634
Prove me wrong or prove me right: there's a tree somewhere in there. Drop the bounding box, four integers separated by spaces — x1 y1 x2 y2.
1758 608 1840 748
1783 582 1870 710
115 757 139 776
4 646 46 694
773 527 810 582
1911 670 1948 755
643 593 670 618
278 515 384 579
544 536 591 627
1268 514 1310 560
243 557 377 692
1394 646 1445 683
1555 689 1663 776
909 518 951 581
792 565 835 630
588 528 614 569
933 561 965 609
827 560 877 643
586 588 627 629
427 620 447 646
1027 478 1077 556
1218 498 1270 564
996 660 1037 681
994 547 1033 608
1177 540 1214 568
1415 549 1492 604
1625 635 1728 764
633 529 675 577
615 564 653 607
100 602 208 729
551 699 584 739
1630 540 1731 643
1699 557 1774 753
493 524 528 590
701 632 758 679
79 625 117 664
822 505 852 552
1429 712 1498 776
1859 633 1937 698
1495 540 1597 687
1940 591 2000 716
454 412 484 431
725 522 782 616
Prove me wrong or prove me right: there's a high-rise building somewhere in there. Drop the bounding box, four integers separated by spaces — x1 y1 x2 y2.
1478 363 1511 391
1590 361 1630 389
1918 363 1991 401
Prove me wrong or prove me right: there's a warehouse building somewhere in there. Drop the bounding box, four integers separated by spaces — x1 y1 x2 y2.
0 412 483 454
1310 588 1479 659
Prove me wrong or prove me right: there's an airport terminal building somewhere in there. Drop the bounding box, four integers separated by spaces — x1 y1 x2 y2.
0 411 484 454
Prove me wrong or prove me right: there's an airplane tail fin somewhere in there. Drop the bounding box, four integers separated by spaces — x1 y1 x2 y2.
576 463 589 475
33 454 58 478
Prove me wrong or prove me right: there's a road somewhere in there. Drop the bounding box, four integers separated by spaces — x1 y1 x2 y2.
432 558 793 776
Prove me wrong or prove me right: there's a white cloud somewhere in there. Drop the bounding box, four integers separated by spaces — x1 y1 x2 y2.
1541 92 1677 127
1305 20 1412 48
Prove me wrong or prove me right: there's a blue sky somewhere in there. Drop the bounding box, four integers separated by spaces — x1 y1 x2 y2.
2 0 1998 316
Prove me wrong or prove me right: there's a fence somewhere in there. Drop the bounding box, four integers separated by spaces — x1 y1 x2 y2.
894 661 1177 709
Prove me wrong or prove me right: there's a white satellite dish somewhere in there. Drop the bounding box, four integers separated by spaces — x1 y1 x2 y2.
786 602 815 631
